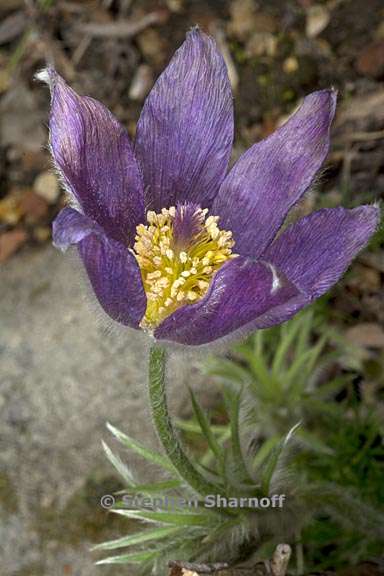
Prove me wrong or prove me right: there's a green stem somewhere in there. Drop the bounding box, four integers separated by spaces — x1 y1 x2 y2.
148 344 221 497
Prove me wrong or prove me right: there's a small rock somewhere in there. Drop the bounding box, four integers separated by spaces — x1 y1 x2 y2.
283 56 299 74
359 252 384 274
306 5 330 38
348 263 381 292
137 28 166 66
253 12 277 34
0 192 23 225
0 84 45 152
346 323 384 350
19 190 49 224
246 32 277 58
33 227 51 243
356 40 384 78
228 1 277 39
0 11 27 45
228 0 256 40
129 65 154 101
166 0 183 12
0 229 27 262
33 171 60 205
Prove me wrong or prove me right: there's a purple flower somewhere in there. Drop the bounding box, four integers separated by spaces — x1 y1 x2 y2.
42 29 379 346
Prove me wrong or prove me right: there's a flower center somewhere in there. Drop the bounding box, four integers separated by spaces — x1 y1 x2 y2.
133 203 237 329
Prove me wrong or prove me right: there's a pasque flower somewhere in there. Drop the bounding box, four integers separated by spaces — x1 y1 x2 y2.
42 29 379 346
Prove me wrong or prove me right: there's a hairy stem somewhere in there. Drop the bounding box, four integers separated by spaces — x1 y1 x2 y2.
148 344 220 496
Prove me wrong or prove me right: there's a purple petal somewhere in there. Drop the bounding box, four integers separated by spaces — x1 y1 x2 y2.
213 90 337 257
173 202 204 250
134 28 234 212
247 293 310 331
249 205 380 330
154 258 298 345
53 207 146 328
53 206 100 250
42 69 144 246
264 205 380 300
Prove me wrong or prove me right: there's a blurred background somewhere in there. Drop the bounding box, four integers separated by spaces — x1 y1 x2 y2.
0 1 383 575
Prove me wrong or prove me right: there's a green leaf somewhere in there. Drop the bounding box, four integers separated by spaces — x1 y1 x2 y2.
285 336 326 396
296 429 334 455
252 331 265 358
92 525 182 551
272 315 304 376
201 516 245 545
107 422 175 473
261 422 301 494
252 436 280 470
189 387 224 464
239 348 280 401
314 376 350 399
175 419 227 435
112 509 221 527
102 441 135 486
302 397 342 417
223 386 254 486
205 357 251 385
115 479 182 496
295 310 314 358
95 549 157 565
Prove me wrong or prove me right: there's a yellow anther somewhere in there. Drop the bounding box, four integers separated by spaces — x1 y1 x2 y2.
147 211 157 223
205 216 217 226
133 205 236 329
147 270 162 280
208 226 220 240
179 251 188 263
198 280 209 290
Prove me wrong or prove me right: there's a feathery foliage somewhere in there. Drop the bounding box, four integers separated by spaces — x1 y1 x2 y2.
96 308 384 573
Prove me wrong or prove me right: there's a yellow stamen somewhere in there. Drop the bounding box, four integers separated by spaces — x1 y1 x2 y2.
133 206 237 329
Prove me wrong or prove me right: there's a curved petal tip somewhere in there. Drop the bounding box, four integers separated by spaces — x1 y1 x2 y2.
303 87 337 123
213 85 338 259
40 68 144 246
35 66 61 94
134 24 234 212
